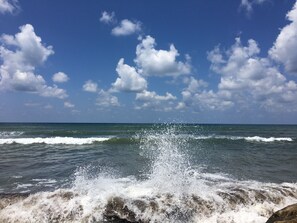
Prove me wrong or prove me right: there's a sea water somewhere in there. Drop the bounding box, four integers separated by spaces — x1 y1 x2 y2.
0 123 296 222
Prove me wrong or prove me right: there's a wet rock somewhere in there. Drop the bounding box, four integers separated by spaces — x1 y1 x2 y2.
132 200 147 213
0 193 29 210
104 197 140 223
149 201 158 212
266 203 297 223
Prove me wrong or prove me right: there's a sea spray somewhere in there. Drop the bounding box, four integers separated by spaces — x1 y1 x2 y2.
139 126 193 194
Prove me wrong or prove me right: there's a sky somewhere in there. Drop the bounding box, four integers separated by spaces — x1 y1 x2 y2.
1 0 297 124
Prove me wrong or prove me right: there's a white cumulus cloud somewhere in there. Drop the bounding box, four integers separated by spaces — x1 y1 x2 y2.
112 58 147 92
183 76 208 93
0 24 67 99
108 35 191 111
0 0 19 14
135 36 191 77
135 90 176 111
64 101 75 108
1 24 54 73
111 19 141 36
269 1 297 74
52 72 69 83
39 85 67 99
83 80 98 93
240 0 268 15
100 11 115 24
197 37 297 112
96 90 120 107
10 70 45 92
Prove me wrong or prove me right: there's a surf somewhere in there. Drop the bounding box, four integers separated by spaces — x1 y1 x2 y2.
0 136 111 145
0 125 296 222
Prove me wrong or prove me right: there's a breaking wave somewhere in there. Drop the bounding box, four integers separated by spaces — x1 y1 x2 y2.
1 175 296 222
0 135 293 146
0 126 296 222
194 135 293 142
0 136 111 145
244 136 293 142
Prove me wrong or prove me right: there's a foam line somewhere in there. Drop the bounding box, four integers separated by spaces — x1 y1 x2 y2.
195 135 293 142
0 137 111 145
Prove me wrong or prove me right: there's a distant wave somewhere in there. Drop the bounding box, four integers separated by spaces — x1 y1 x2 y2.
0 137 111 145
244 136 293 142
0 135 293 145
195 135 293 142
0 131 24 138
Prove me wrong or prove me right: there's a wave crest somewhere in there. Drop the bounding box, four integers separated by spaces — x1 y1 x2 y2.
245 136 293 142
195 135 293 142
0 136 111 145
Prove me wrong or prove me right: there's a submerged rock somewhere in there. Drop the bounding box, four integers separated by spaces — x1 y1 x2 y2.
266 203 297 223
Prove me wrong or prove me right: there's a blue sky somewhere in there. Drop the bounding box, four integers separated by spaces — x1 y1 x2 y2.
1 0 297 123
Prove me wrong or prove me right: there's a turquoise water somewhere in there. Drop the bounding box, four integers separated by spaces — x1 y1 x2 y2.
0 123 296 222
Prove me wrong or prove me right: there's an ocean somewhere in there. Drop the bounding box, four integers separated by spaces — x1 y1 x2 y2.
0 123 296 222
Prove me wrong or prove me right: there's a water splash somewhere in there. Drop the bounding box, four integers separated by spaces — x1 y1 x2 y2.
138 126 193 194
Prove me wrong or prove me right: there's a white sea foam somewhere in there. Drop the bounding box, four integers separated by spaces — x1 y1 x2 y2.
0 131 24 138
11 179 58 192
195 135 293 142
0 127 296 222
16 183 33 189
12 175 23 179
0 136 111 145
32 178 57 186
1 170 296 222
245 136 293 142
